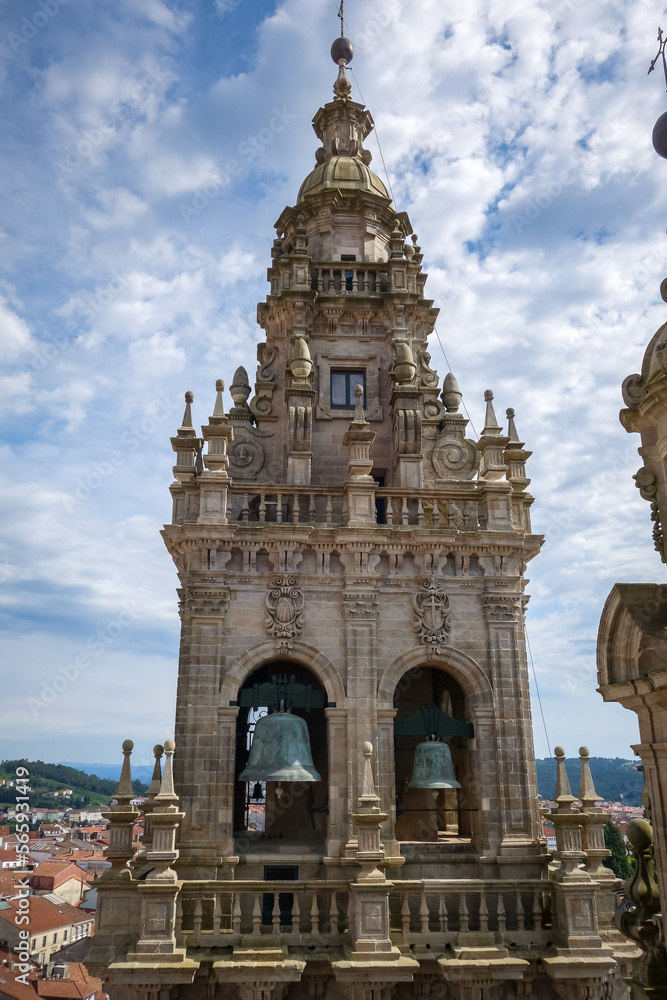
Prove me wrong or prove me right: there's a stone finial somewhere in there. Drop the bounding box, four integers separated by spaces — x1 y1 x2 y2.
289 335 313 380
482 389 502 435
554 745 576 808
180 391 194 431
212 379 225 419
360 741 379 806
155 738 178 807
353 382 365 423
229 366 251 408
394 341 416 384
506 407 523 445
115 739 135 805
578 745 601 810
333 60 352 99
148 744 164 797
442 372 462 413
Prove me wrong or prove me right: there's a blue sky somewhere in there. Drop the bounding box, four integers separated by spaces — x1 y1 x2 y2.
0 0 665 770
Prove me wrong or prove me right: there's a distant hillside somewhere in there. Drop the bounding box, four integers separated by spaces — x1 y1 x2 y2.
536 757 643 806
60 761 156 785
0 759 147 810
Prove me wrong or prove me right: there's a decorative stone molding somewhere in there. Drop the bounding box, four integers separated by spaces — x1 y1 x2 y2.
178 590 230 620
265 575 304 647
483 594 520 624
342 597 379 619
413 577 452 653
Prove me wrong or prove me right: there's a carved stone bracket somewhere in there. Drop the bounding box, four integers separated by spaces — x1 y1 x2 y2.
413 577 451 653
265 575 304 647
178 590 230 620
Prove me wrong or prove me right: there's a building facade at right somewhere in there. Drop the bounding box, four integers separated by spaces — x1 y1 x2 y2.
596 112 667 997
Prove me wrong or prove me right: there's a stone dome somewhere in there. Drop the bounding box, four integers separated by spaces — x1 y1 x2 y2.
297 155 390 202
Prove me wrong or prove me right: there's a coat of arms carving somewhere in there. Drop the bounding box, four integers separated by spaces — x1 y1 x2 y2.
413 577 452 653
265 575 304 647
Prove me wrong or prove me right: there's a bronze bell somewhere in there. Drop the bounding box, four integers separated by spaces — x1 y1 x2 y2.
239 706 322 784
408 736 461 789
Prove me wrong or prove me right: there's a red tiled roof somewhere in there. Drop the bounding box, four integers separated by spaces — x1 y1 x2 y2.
30 864 88 890
0 898 91 935
0 850 21 863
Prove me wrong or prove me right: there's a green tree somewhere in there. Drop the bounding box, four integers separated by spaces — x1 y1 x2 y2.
603 819 631 879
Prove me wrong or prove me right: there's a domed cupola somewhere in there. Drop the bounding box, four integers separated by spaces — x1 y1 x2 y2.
296 37 391 206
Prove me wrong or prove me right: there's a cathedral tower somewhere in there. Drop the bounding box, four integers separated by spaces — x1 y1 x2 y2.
89 32 630 1000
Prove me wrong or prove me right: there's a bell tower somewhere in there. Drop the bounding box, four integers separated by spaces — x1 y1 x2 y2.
162 35 546 883
88 27 632 1000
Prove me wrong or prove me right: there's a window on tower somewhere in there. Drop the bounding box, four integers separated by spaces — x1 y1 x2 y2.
330 370 366 408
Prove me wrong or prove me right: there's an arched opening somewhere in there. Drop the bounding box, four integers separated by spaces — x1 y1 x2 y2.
233 660 329 847
393 666 474 843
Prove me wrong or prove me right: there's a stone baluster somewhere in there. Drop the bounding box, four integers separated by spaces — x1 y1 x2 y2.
311 893 320 934
401 895 410 935
439 895 448 932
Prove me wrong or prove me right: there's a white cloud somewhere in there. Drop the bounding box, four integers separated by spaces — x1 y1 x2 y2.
0 0 663 762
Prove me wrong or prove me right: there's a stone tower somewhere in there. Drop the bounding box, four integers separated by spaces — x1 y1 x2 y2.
88 34 632 1000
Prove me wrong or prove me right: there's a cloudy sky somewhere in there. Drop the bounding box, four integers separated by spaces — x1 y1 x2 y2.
0 0 665 771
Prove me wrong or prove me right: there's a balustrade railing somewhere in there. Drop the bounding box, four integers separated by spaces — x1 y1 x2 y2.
227 486 481 531
310 266 389 295
173 878 551 951
389 880 552 945
229 488 346 526
175 880 348 948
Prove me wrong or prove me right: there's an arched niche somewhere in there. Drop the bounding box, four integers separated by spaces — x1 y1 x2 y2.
233 659 329 847
393 666 473 842
221 639 346 709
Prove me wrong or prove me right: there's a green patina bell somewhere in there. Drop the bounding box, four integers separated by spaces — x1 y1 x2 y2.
408 737 461 789
239 707 322 784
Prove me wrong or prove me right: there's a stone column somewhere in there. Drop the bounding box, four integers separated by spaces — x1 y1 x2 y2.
342 592 379 856
325 706 348 861
215 704 239 865
482 593 541 866
174 590 229 878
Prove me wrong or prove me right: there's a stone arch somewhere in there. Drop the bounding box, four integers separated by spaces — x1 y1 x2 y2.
378 645 494 714
220 639 346 707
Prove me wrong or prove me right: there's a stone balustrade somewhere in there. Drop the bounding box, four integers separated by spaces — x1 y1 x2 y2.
389 879 551 946
175 879 349 948
310 265 390 295
226 485 481 530
172 878 551 950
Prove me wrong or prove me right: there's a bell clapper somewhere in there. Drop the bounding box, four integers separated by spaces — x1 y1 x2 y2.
275 782 284 799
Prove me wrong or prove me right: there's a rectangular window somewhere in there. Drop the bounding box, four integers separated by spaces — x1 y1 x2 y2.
53 933 57 943
42 936 46 947
63 930 68 941
31 939 36 950
340 254 356 261
330 370 366 409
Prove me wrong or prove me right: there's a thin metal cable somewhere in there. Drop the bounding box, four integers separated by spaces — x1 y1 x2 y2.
526 625 551 757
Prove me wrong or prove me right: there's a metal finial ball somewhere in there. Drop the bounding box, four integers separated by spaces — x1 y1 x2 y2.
331 36 354 65
653 111 667 159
